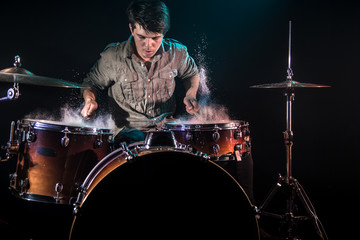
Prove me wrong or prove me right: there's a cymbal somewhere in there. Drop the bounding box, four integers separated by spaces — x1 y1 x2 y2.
250 80 331 89
0 66 89 88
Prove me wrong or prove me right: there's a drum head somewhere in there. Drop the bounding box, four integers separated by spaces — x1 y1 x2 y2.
70 150 259 239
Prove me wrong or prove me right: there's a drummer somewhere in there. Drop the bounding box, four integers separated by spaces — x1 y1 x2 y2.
80 0 254 203
80 0 200 144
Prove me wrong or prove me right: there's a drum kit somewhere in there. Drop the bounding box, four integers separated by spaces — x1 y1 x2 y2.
0 22 329 239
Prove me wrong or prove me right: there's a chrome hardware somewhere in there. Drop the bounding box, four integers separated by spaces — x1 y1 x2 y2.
61 127 70 147
144 130 177 148
55 182 63 193
1 121 19 162
234 143 243 161
94 139 103 149
9 173 17 187
195 151 209 162
14 55 22 67
212 144 220 155
121 142 137 163
20 178 29 194
234 130 242 139
94 130 103 149
186 145 193 152
234 143 243 151
26 122 36 142
26 131 36 142
212 131 220 142
185 132 193 141
54 182 64 203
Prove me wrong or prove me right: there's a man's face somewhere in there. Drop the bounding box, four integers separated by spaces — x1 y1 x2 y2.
130 23 164 62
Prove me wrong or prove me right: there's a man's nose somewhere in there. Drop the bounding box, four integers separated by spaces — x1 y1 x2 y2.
145 38 150 48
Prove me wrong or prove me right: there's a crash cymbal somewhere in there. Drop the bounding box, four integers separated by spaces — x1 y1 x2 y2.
250 80 331 89
0 69 89 88
0 56 88 88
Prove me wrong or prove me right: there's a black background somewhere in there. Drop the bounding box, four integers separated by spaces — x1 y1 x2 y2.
0 0 359 239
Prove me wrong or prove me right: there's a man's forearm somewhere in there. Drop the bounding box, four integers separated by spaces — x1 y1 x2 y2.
184 75 200 97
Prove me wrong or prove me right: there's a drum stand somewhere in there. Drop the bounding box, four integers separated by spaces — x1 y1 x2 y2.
255 86 328 240
252 21 328 239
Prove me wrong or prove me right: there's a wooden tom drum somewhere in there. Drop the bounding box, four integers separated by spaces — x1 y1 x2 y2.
163 120 251 161
9 119 113 204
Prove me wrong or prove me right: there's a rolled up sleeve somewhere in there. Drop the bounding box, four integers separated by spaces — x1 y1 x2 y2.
83 47 116 91
177 47 199 80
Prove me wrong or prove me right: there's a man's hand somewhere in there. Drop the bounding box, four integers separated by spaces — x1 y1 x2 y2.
184 95 200 115
81 88 98 120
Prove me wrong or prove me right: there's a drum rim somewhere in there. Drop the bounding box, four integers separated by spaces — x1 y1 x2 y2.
76 145 254 206
163 120 247 131
79 145 195 198
21 119 113 135
71 146 260 239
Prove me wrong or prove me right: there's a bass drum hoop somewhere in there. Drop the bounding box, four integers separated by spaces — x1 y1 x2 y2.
70 146 259 239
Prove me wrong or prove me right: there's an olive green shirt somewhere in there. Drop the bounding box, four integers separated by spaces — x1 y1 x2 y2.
83 36 199 132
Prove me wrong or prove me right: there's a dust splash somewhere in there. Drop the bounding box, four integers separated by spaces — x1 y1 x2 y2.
181 34 232 124
24 105 116 130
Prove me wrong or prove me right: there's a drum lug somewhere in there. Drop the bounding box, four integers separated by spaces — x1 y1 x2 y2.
234 130 242 139
212 131 220 142
94 139 103 149
26 131 36 142
61 127 70 148
186 144 193 152
94 130 104 149
185 132 193 141
54 182 64 203
212 144 220 155
61 136 70 148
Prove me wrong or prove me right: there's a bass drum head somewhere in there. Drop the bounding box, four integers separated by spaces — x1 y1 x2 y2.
70 150 259 239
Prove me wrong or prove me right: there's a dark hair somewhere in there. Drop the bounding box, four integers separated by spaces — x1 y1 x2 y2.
127 0 170 34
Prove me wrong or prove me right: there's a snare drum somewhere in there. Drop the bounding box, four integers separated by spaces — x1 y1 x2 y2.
70 143 259 239
163 120 251 161
9 119 113 204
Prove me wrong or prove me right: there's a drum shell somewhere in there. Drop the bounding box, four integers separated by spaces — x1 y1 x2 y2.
70 147 259 239
10 120 113 204
163 121 250 159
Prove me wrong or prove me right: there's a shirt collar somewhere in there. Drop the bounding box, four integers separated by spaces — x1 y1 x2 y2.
125 35 166 62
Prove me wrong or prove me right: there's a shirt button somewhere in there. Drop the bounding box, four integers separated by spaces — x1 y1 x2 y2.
147 79 150 82
148 95 151 98
124 79 127 82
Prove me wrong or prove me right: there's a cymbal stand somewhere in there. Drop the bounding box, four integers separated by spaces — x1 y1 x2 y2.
255 21 328 240
0 56 21 102
0 80 20 102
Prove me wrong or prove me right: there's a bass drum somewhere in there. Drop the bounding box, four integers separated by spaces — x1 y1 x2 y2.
70 145 259 239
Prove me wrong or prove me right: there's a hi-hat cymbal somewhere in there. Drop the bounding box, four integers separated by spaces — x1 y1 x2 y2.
250 80 331 89
0 66 89 88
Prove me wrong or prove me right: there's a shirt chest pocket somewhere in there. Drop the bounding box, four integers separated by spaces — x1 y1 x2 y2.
118 71 144 103
157 69 178 101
